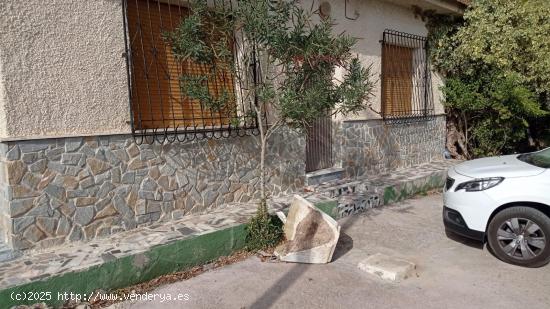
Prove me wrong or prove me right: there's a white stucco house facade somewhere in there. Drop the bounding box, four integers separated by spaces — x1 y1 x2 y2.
0 0 466 251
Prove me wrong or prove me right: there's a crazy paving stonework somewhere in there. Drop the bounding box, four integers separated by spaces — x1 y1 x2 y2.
0 130 305 250
334 115 446 178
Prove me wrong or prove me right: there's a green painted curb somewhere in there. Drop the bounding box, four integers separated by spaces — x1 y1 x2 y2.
0 224 247 308
383 173 445 205
312 199 339 219
0 197 337 309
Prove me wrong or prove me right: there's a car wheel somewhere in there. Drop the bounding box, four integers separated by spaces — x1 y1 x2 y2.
487 206 550 267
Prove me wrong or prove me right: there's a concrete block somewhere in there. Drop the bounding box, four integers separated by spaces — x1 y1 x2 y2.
358 253 416 282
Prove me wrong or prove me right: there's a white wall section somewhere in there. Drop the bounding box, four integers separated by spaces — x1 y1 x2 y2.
0 0 131 140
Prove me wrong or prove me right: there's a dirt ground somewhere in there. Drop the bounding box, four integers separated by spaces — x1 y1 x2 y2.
109 194 550 309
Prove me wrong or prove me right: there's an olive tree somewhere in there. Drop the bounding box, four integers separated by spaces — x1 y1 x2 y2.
165 0 375 250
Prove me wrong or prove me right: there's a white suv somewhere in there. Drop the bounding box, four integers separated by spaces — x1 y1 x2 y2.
443 147 550 267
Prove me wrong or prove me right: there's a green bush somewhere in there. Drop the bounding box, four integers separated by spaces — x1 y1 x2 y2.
443 72 547 157
245 201 283 252
428 0 550 158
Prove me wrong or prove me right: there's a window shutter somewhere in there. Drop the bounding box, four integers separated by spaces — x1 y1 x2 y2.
126 0 236 130
380 29 434 122
382 44 413 117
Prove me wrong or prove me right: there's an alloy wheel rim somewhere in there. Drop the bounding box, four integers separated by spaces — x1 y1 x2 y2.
497 218 546 260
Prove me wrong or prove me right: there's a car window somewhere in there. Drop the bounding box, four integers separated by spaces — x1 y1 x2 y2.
518 148 550 168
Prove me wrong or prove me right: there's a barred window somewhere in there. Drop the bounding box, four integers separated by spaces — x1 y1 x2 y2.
380 29 434 121
123 0 259 143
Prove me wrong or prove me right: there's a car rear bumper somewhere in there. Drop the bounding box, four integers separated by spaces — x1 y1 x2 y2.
443 206 485 242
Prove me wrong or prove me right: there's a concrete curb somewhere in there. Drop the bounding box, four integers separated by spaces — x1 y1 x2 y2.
381 171 447 205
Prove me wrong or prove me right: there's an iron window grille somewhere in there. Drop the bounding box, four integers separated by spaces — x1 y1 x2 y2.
380 29 434 123
305 113 333 173
122 0 263 144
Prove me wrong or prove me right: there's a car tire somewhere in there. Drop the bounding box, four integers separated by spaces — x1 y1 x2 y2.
487 206 550 268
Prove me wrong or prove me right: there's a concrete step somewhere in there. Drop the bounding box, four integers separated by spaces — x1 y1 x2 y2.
313 180 367 198
305 167 345 186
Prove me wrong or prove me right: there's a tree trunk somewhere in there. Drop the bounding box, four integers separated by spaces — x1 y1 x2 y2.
446 111 469 159
255 106 267 202
260 134 267 201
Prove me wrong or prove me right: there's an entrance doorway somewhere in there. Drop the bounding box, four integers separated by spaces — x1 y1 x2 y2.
305 115 333 172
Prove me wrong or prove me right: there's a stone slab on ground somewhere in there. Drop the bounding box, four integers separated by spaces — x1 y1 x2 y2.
357 253 416 282
274 195 340 264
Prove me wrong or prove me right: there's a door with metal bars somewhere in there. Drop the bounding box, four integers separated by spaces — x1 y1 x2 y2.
305 114 333 173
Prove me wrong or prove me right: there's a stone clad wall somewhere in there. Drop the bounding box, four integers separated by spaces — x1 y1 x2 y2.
0 130 305 250
0 116 446 251
0 154 10 244
335 115 446 177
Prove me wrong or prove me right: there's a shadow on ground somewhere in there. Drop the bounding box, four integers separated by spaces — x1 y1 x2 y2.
444 229 485 250
332 233 354 261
